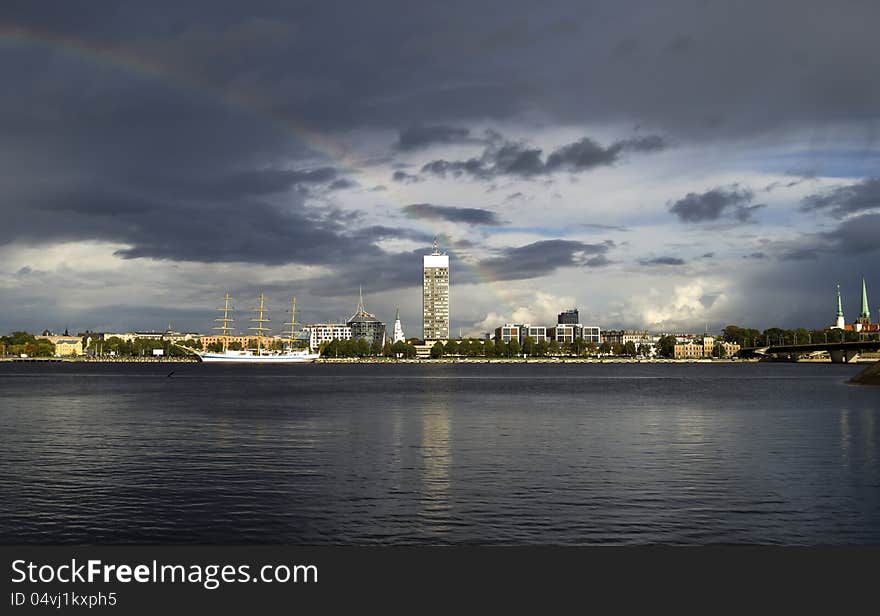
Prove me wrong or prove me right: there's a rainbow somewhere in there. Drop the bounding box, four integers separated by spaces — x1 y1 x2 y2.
1 24 518 318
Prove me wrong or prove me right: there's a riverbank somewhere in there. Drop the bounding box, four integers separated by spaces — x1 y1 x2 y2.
2 356 875 364
849 361 880 384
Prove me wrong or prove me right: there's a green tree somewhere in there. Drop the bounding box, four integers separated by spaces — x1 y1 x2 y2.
521 336 535 357
430 340 445 358
535 339 549 357
355 338 371 357
655 335 676 358
713 341 727 358
483 340 495 357
508 338 521 357
623 341 637 357
548 340 560 356
228 340 243 351
445 339 459 355
599 341 612 355
494 338 506 357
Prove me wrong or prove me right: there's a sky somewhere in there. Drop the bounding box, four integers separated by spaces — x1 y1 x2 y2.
1 0 879 337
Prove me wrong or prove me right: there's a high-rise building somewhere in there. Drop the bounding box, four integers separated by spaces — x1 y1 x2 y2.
423 239 449 341
558 309 579 325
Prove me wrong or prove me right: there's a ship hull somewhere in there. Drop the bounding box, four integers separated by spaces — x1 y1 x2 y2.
196 351 319 363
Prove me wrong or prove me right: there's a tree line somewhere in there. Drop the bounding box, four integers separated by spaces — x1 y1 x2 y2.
0 332 56 357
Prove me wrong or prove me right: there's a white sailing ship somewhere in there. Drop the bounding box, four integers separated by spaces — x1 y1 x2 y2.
196 292 319 363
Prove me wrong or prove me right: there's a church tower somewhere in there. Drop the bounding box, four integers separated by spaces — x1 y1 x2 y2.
833 283 845 330
392 306 405 343
858 278 871 325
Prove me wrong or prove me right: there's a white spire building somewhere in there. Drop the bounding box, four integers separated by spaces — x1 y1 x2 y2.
392 306 405 343
833 283 846 330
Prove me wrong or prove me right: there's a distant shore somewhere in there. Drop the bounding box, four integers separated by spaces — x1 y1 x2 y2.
2 356 877 364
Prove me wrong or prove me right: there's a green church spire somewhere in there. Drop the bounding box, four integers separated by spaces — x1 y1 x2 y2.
860 278 870 320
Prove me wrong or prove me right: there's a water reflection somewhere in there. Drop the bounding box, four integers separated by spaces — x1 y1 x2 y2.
419 396 452 533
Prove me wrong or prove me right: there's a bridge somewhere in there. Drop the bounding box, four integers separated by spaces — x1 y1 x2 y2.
739 340 880 363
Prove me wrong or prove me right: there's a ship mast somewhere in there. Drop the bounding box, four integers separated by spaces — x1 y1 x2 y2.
283 296 298 351
249 292 271 356
213 291 234 352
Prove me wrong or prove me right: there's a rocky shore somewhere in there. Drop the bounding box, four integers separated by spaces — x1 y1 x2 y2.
849 361 880 385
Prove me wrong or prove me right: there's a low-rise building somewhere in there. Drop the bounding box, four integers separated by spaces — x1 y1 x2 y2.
547 324 601 344
36 335 83 357
305 324 352 352
199 335 274 350
674 336 740 359
494 324 520 343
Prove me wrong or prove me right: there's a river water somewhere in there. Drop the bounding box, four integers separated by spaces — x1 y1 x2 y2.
1 361 878 544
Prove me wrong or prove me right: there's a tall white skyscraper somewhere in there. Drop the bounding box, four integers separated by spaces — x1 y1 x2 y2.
423 239 449 341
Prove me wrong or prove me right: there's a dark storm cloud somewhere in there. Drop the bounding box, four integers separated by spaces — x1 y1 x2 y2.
402 203 502 225
669 186 757 223
478 239 613 280
395 125 472 151
2 1 880 139
2 0 880 333
3 184 433 269
639 256 685 266
391 170 423 184
771 212 880 262
801 178 880 218
421 134 666 180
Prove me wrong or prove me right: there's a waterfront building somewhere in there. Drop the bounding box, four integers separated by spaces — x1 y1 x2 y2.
392 307 406 343
494 324 520 343
558 309 579 325
674 340 704 359
549 324 576 344
103 332 138 343
603 330 649 347
35 335 83 357
305 324 352 352
347 288 386 349
199 335 273 350
520 325 547 343
674 336 740 359
423 239 450 341
579 326 601 344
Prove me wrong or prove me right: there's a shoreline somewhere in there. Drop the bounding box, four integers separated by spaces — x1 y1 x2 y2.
1 356 876 364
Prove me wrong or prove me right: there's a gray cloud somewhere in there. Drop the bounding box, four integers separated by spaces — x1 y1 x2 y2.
395 125 472 151
801 178 880 218
402 203 502 225
421 134 666 180
392 170 424 183
669 186 757 223
477 239 614 281
639 256 686 266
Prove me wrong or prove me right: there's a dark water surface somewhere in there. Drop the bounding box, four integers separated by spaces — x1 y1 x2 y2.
1 362 878 545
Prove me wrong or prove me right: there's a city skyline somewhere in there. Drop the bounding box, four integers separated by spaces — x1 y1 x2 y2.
2 2 880 335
